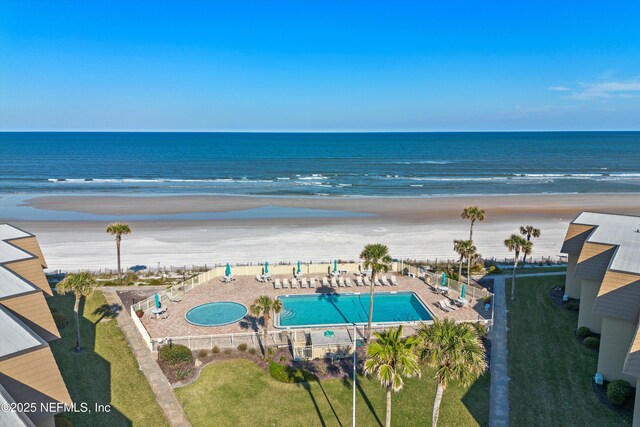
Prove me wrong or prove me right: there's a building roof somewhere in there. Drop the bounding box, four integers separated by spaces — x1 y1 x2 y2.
571 212 640 275
0 383 34 427
0 224 43 301
0 306 44 359
309 329 355 346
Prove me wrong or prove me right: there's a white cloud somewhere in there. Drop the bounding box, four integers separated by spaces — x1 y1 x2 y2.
548 86 571 91
567 79 640 100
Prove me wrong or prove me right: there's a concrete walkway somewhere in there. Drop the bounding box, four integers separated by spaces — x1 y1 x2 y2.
489 271 566 427
103 290 192 427
489 275 509 427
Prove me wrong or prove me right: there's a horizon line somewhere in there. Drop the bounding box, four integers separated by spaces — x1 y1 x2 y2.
1 129 640 133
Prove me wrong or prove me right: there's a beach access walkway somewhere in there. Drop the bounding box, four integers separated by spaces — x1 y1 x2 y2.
103 289 192 427
489 271 566 427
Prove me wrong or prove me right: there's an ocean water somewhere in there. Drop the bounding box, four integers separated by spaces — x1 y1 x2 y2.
1 131 639 197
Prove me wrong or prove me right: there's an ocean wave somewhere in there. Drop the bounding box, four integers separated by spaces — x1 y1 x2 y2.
47 178 275 184
390 160 453 165
296 174 328 180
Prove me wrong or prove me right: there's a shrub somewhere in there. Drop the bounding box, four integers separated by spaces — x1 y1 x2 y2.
237 343 248 352
471 322 487 337
607 380 632 406
268 362 316 383
564 301 580 312
248 348 257 355
576 327 591 338
482 295 491 304
487 265 502 275
52 312 68 329
212 346 220 354
197 350 209 359
280 355 287 362
175 368 193 381
158 344 193 365
583 337 600 350
224 348 232 355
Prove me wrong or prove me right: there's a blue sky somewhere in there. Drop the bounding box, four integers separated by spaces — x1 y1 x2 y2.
1 1 639 131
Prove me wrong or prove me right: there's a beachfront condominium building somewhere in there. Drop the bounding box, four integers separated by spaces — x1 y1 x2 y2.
561 212 640 425
0 224 71 427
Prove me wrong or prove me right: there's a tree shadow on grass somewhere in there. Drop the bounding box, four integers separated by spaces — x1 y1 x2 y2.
92 303 122 324
48 294 132 427
339 374 383 427
461 372 491 427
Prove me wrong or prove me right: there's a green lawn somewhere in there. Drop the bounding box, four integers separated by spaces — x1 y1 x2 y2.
48 291 169 427
175 358 489 427
517 265 567 274
507 276 630 426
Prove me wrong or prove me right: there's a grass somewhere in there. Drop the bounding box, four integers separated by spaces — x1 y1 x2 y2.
48 291 169 427
507 276 630 426
517 265 567 274
175 358 489 427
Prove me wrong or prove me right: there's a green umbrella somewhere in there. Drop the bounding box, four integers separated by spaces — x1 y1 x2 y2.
333 260 338 272
225 263 231 277
297 260 301 274
265 261 269 274
441 272 447 286
461 283 466 299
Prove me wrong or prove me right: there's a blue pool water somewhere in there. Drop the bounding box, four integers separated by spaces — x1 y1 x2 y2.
277 292 432 328
185 302 248 327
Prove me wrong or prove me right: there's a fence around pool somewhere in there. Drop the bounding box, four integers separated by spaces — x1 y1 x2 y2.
129 260 493 355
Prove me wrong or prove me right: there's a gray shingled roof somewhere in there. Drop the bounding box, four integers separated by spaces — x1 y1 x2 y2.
0 305 44 359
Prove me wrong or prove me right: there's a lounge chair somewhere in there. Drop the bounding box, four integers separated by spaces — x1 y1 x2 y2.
282 278 290 288
161 312 170 319
364 277 371 286
345 278 352 287
256 274 264 282
331 277 338 287
273 279 281 289
374 278 382 286
322 277 329 287
444 300 459 310
356 276 363 287
338 277 345 287
301 278 308 288
291 278 298 289
390 275 398 286
381 276 390 286
436 300 453 312
309 277 316 288
167 294 182 303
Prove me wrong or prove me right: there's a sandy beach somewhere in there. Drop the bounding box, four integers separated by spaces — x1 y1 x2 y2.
5 193 638 270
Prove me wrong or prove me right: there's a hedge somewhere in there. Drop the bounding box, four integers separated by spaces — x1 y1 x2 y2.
268 362 316 383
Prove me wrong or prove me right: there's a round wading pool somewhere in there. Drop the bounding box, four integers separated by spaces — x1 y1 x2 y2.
185 302 248 327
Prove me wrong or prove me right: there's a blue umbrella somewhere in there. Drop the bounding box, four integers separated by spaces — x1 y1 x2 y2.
225 263 231 277
441 272 447 286
297 260 301 274
461 284 466 299
154 293 160 308
333 260 338 272
265 261 269 274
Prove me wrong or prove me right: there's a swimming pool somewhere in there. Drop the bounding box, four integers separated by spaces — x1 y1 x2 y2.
276 292 432 328
185 302 248 327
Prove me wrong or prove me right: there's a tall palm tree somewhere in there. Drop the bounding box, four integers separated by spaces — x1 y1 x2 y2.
454 239 474 283
461 206 485 241
464 245 479 288
56 272 97 352
519 225 541 263
250 295 282 358
418 319 487 427
106 223 132 284
364 326 421 427
360 243 393 341
504 234 533 301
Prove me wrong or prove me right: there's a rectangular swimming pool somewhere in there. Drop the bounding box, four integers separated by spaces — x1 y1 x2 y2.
276 291 432 328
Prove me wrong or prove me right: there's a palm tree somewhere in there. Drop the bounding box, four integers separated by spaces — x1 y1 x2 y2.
464 245 479 288
56 272 97 352
504 234 533 301
519 225 541 263
360 243 393 341
106 223 132 284
364 325 421 427
418 319 487 427
454 239 474 283
461 206 485 241
250 295 282 358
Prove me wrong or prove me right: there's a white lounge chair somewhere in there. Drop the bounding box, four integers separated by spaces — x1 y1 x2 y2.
390 275 398 286
309 277 316 288
374 278 382 286
273 279 281 289
345 278 352 287
301 278 308 288
381 276 390 286
322 277 329 287
364 277 371 286
437 300 453 312
356 276 364 287
291 278 298 289
444 300 459 310
331 277 338 287
338 277 345 287
282 278 290 288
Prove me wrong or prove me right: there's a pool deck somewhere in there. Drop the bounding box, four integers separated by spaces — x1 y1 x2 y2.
141 274 491 339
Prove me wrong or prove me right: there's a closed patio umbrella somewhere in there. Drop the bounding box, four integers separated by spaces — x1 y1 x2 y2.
265 261 269 274
333 260 338 273
225 263 231 277
441 272 447 286
460 283 466 299
154 293 160 308
297 260 301 275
